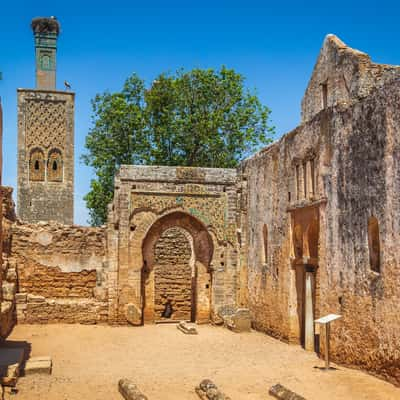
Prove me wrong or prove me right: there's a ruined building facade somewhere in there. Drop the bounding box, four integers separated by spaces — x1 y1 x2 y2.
2 32 400 386
17 17 74 224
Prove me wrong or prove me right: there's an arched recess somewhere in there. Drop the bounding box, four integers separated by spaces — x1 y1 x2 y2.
305 218 319 260
293 225 303 259
47 149 63 182
29 148 45 181
141 211 214 324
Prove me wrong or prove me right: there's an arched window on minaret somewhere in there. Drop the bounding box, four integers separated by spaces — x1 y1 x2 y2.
29 148 45 181
47 149 63 182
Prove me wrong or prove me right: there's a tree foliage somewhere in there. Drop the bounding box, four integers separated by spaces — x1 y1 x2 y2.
83 67 274 225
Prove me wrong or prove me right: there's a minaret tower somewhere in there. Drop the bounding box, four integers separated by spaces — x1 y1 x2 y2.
17 17 74 224
32 16 59 90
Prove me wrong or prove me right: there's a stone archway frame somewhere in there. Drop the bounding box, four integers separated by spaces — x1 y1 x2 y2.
130 210 215 324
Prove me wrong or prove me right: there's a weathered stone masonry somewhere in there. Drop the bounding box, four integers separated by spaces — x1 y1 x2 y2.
12 222 108 324
17 17 74 225
2 31 400 389
240 35 400 385
107 165 239 325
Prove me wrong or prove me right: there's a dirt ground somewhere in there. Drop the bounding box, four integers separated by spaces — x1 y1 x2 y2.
4 323 400 400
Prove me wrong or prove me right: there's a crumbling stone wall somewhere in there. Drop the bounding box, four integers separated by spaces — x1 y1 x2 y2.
11 222 108 324
154 227 193 321
1 187 18 339
242 35 400 385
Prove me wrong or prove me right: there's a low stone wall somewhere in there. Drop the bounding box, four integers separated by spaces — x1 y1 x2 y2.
16 294 108 324
11 221 108 324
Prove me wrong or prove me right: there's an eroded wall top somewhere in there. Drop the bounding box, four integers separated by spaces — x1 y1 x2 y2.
301 34 400 122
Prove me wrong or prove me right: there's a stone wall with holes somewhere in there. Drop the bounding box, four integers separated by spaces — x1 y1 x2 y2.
241 36 400 385
107 165 239 325
10 222 108 324
17 89 74 224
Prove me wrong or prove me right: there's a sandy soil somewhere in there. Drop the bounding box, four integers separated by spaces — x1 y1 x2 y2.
4 323 399 400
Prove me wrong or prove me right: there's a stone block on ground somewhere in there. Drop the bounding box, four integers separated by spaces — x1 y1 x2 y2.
195 379 231 400
224 308 251 333
177 321 198 335
0 347 24 387
118 379 148 400
124 303 142 326
269 383 306 400
23 356 52 375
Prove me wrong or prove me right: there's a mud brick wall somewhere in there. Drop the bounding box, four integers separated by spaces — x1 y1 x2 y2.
18 264 97 298
154 227 192 321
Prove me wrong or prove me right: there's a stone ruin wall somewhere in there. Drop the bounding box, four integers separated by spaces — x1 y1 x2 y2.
1 187 18 339
11 222 108 324
242 78 400 385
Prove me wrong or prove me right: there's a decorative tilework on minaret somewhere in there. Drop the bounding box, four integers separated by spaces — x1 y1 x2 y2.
31 17 60 90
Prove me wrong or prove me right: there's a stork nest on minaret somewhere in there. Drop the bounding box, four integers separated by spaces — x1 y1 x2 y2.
31 17 60 35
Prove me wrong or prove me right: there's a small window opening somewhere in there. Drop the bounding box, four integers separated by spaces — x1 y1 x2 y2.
52 161 58 171
34 160 40 170
303 163 307 199
322 82 328 109
288 192 291 202
368 216 381 273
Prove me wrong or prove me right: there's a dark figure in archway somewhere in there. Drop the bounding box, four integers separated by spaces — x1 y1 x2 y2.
162 300 173 318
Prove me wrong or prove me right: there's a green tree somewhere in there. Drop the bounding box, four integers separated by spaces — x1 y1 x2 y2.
83 67 274 226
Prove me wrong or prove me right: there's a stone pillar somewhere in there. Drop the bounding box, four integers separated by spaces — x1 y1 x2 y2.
306 160 314 199
304 267 315 351
288 265 301 344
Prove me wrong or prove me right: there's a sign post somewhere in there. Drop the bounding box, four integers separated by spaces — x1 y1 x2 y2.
314 314 342 370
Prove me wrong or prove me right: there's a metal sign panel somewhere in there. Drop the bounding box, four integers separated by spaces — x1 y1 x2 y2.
315 314 342 324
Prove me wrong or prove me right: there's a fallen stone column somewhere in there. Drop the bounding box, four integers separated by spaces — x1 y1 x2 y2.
269 383 306 400
195 379 231 400
118 379 148 400
177 321 198 334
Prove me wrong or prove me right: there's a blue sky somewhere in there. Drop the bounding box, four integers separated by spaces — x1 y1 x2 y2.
1 0 399 225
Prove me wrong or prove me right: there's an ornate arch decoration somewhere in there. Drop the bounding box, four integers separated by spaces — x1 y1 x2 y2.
142 211 214 272
47 148 63 182
29 147 45 181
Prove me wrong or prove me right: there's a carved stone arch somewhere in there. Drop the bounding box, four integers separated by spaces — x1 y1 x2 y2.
142 211 214 271
141 211 214 324
29 147 45 181
47 148 63 182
